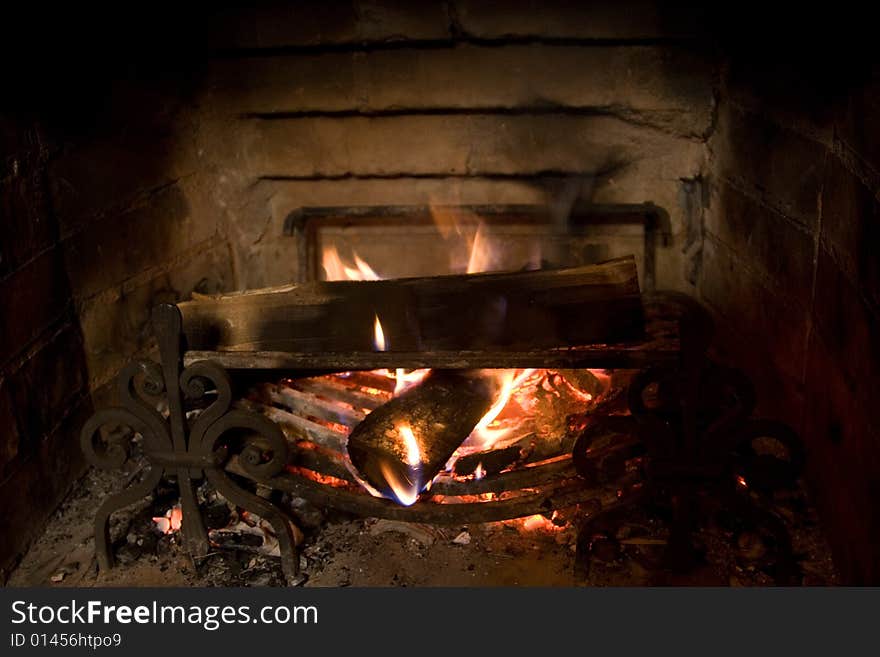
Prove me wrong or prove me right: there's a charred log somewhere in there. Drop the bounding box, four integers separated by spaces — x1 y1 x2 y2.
179 257 644 357
346 370 501 503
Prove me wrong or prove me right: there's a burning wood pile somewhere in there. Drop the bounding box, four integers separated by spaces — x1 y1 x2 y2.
76 207 818 586
196 229 642 515
243 365 615 508
177 218 648 521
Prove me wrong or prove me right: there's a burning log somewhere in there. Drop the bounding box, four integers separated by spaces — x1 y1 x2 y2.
178 256 644 359
347 370 502 504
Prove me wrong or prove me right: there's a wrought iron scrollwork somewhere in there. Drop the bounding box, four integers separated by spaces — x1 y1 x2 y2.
571 294 805 584
80 304 298 583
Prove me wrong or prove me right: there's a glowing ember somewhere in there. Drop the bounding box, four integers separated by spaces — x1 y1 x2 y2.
153 505 182 534
373 314 387 351
736 475 748 489
520 514 560 532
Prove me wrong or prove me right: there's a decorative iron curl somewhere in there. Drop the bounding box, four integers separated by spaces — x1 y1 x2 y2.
81 303 299 582
732 419 805 493
572 416 645 486
79 408 141 470
81 360 173 470
198 410 289 480
181 360 234 447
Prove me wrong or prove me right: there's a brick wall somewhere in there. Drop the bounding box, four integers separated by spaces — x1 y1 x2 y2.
0 10 235 578
199 0 716 290
700 44 880 582
0 116 90 579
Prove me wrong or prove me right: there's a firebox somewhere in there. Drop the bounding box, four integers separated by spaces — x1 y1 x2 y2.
1 1 874 587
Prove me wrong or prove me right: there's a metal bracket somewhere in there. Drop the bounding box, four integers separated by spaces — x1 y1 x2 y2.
80 304 299 583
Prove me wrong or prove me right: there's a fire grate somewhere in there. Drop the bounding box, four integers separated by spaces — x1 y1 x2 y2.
81 268 805 585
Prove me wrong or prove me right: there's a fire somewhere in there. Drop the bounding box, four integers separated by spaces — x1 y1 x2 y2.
428 204 541 274
398 424 421 467
379 464 420 507
372 315 430 394
390 368 429 395
373 314 387 351
463 369 537 451
323 245 381 281
153 505 182 534
375 425 423 506
320 214 600 506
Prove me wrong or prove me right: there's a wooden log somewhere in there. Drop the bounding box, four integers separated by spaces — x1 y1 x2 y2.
346 370 501 504
244 403 348 452
265 384 366 428
178 257 644 355
289 377 389 411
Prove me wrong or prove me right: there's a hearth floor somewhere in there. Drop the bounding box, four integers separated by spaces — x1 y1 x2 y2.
6 457 839 587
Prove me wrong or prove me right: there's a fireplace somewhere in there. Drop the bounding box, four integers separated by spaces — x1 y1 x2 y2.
1 1 874 586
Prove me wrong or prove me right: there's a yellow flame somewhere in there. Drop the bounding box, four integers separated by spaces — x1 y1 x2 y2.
374 314 387 351
467 222 492 274
353 254 381 280
398 424 421 467
469 369 537 450
392 368 430 395
369 425 423 506
428 203 541 275
322 245 381 281
379 461 419 506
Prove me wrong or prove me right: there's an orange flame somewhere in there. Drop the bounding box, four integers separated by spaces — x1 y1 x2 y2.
379 461 420 506
323 245 381 281
468 369 537 450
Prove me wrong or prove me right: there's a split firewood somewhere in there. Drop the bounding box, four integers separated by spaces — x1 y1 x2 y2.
347 370 502 504
179 257 644 356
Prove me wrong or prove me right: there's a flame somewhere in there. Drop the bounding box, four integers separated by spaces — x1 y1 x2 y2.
353 254 381 280
379 461 420 506
323 245 381 281
153 505 183 535
398 424 421 467
474 463 486 480
373 314 387 351
391 368 430 395
429 203 541 275
319 214 558 506
467 222 492 274
368 424 423 506
468 369 537 450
